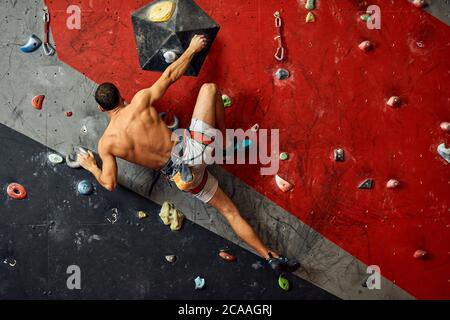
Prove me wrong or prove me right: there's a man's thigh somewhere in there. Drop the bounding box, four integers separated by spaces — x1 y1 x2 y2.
192 84 218 128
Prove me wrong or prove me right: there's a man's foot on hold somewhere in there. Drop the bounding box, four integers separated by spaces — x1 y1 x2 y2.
267 253 300 273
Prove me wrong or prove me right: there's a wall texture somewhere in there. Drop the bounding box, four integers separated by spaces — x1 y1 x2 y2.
1 0 449 299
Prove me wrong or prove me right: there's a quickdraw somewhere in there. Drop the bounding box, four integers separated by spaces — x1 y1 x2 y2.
43 7 55 56
274 11 285 61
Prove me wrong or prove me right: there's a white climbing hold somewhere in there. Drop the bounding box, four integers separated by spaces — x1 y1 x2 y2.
412 0 426 8
48 153 64 164
440 122 450 132
251 124 259 132
163 51 178 64
359 40 373 52
387 96 401 107
275 175 293 192
386 179 400 189
165 255 177 263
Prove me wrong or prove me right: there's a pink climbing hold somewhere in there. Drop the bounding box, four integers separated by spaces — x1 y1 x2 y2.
387 96 401 107
412 0 426 8
359 40 373 52
440 122 450 132
31 95 45 110
386 179 400 189
275 175 293 192
413 249 427 259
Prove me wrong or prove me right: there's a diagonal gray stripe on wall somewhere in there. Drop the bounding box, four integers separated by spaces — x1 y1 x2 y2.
422 0 450 26
0 0 413 299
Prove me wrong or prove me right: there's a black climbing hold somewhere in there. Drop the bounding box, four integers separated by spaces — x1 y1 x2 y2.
334 148 345 162
131 0 220 77
358 179 374 190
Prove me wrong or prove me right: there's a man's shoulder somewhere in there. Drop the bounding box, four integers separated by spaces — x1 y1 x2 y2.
98 135 114 153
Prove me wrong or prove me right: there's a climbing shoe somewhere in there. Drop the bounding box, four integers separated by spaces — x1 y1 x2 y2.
267 253 300 273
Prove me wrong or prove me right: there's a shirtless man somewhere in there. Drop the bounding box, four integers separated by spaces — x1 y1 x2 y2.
78 35 299 273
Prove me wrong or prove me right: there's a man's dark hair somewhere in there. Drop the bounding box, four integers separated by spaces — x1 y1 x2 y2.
95 83 121 111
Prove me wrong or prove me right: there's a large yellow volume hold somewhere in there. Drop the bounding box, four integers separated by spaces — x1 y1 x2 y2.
149 1 176 22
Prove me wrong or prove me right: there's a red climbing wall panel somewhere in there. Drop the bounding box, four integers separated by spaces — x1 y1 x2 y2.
45 0 450 299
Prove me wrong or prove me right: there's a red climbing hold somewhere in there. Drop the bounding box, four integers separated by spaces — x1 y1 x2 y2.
31 95 45 110
7 183 27 200
413 250 427 259
387 96 401 108
65 111 73 117
359 40 373 52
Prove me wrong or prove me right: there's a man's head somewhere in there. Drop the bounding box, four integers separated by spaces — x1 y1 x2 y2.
95 83 122 112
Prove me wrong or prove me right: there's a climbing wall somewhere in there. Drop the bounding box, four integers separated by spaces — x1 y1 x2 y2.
40 0 450 299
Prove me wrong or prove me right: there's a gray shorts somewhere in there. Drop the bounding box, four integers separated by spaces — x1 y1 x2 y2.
180 118 219 203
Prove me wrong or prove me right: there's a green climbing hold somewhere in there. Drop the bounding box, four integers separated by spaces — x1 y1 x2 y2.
280 152 289 161
222 94 232 108
48 153 64 164
360 14 371 22
306 12 315 23
305 0 315 11
278 275 290 291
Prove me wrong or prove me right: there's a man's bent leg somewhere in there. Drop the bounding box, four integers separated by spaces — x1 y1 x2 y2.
192 83 227 148
207 186 275 259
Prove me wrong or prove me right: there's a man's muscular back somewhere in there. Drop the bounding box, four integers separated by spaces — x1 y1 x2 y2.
100 92 174 170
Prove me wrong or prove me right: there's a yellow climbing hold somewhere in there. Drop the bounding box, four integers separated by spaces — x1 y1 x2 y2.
306 12 315 23
159 201 185 231
149 1 176 23
137 211 148 220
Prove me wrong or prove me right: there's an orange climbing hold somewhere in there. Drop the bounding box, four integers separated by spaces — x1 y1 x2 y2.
7 183 27 200
219 250 237 262
31 95 45 110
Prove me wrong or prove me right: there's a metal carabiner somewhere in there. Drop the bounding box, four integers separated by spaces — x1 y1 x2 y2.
274 11 281 28
274 46 284 61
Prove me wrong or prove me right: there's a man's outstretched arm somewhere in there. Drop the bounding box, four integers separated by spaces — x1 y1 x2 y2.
136 35 208 105
78 143 118 192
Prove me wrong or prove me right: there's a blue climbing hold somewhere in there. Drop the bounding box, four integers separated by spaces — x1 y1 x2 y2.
358 179 374 190
77 180 93 195
235 139 253 151
20 35 42 53
437 143 450 164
